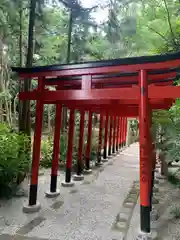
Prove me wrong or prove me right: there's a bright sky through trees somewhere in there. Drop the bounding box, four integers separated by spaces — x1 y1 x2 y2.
82 0 109 23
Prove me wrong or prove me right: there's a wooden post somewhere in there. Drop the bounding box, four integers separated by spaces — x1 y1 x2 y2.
96 112 104 165
139 69 151 233
85 110 93 172
103 111 109 159
121 117 124 148
46 103 62 197
62 108 75 187
124 118 128 147
23 77 44 213
116 117 120 152
112 115 116 154
76 110 85 176
108 115 113 156
119 117 122 149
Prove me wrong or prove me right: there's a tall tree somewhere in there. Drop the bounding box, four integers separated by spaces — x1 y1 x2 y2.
19 0 37 135
59 0 98 130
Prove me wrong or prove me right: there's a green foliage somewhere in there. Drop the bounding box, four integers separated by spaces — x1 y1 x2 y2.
152 105 180 165
168 172 180 187
90 132 98 161
40 134 68 168
0 123 29 198
170 205 180 219
40 136 54 168
40 127 99 169
59 134 68 164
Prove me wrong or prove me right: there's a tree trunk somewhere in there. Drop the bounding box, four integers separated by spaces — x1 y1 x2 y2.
47 104 51 133
62 9 73 132
19 0 36 135
0 40 4 123
19 0 23 67
66 9 73 63
18 1 23 129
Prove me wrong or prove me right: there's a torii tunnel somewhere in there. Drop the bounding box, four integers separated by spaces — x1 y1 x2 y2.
12 51 180 235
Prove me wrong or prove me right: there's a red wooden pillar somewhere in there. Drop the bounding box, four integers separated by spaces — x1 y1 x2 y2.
116 116 119 151
62 108 75 186
123 118 127 147
116 117 120 152
112 116 116 154
103 111 109 159
123 117 126 147
108 115 113 156
96 112 104 165
75 110 85 178
139 69 151 233
46 103 62 197
85 110 93 172
25 77 44 212
122 118 125 147
121 117 124 148
119 117 122 148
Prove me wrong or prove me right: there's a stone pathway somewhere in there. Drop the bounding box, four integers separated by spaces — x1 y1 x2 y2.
0 143 140 240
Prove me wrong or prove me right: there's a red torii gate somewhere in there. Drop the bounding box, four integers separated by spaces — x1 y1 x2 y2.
12 51 180 236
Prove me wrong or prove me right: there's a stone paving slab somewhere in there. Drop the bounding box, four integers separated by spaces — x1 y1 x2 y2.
0 143 139 240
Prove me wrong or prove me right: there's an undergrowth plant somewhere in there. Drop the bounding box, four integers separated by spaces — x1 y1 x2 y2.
170 205 180 219
0 124 29 198
40 128 99 169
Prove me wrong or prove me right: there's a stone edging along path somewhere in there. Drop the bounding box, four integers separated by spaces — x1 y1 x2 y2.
112 180 140 239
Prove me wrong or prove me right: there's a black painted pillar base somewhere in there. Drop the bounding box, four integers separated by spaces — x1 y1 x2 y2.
50 174 57 193
112 145 115 154
29 184 38 206
140 205 150 233
85 157 90 170
97 151 101 163
108 146 111 156
103 147 107 159
65 167 71 183
76 161 83 176
116 144 118 152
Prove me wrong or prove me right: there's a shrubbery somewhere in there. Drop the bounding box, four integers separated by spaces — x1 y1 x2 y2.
40 134 68 168
0 124 29 198
40 136 53 168
40 129 98 169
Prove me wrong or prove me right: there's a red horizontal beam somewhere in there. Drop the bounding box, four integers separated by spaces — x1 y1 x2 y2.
68 105 170 114
19 59 180 78
44 72 176 87
74 104 171 116
19 86 180 101
43 99 174 106
149 85 180 99
20 88 138 101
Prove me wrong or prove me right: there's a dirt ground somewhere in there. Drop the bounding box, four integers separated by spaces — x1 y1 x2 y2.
156 167 180 240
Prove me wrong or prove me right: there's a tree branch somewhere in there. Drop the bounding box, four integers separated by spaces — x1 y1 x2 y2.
146 25 169 43
162 0 177 47
58 0 98 12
